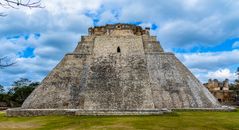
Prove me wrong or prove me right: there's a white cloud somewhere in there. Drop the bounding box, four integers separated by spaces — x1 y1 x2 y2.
177 50 239 70
232 41 239 48
182 0 200 10
177 50 239 82
0 56 58 86
192 68 237 83
97 10 118 25
42 0 103 14
207 68 236 81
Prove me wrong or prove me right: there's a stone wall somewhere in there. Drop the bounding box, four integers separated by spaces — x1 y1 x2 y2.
22 54 91 109
7 108 170 117
146 53 219 108
205 79 229 91
93 36 145 57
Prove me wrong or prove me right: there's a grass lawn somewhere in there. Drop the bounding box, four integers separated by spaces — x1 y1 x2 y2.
0 110 239 130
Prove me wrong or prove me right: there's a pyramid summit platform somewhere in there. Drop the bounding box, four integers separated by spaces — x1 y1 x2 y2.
7 23 228 116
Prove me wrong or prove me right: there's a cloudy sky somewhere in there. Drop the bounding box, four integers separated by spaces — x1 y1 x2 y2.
0 0 239 87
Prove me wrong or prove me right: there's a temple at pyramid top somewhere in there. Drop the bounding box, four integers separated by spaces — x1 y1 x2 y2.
75 23 164 56
88 23 150 36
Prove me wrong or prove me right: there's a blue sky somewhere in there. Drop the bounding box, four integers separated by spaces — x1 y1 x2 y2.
0 0 239 87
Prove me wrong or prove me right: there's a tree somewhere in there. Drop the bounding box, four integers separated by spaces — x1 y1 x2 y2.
10 83 38 106
5 78 39 107
0 0 42 9
0 84 4 93
233 67 239 104
0 57 15 69
12 78 31 87
0 0 43 16
0 12 7 16
237 67 239 79
235 67 239 88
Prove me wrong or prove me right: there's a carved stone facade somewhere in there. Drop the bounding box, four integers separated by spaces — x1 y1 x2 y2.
88 24 150 36
7 24 224 116
204 79 234 103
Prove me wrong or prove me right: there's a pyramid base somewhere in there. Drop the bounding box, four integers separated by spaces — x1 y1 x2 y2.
6 106 236 117
172 106 236 112
6 108 171 117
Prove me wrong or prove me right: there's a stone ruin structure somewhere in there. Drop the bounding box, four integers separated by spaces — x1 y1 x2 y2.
205 79 230 91
7 23 232 116
204 79 235 104
0 102 8 111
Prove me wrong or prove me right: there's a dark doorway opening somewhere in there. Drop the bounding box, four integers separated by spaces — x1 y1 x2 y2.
117 47 121 53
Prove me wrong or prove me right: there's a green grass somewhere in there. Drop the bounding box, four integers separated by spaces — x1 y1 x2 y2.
0 110 239 130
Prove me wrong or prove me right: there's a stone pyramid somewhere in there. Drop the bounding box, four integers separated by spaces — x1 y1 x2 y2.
7 24 222 116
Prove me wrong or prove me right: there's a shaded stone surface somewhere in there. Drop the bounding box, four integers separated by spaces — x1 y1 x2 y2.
7 24 222 116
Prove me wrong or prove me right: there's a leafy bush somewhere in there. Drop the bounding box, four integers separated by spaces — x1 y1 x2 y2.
0 78 39 107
